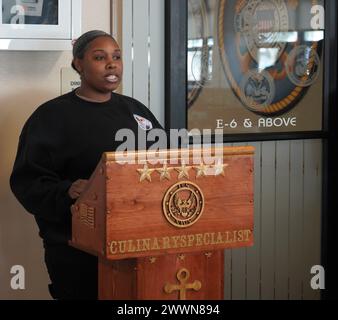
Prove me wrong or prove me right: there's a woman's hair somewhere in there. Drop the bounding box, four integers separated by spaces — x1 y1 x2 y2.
71 30 115 72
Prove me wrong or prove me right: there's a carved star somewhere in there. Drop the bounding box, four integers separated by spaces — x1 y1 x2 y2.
194 163 209 178
149 257 157 264
137 164 154 182
175 162 192 180
157 164 173 181
178 254 186 261
205 252 213 259
214 159 229 176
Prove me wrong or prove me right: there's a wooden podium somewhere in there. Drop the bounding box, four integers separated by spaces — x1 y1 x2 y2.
70 146 254 300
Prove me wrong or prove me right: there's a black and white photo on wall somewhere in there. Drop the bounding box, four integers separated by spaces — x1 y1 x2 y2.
0 0 80 42
2 0 58 25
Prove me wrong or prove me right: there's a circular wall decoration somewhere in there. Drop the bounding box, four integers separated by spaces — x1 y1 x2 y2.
218 0 322 116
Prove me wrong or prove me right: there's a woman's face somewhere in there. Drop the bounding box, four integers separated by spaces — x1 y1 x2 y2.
75 36 123 94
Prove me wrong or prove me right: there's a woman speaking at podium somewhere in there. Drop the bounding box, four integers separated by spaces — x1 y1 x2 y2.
9 30 163 300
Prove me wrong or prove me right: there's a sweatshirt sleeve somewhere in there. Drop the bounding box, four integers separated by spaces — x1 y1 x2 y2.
10 110 75 223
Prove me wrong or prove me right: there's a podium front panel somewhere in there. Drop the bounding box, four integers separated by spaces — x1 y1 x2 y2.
103 147 254 260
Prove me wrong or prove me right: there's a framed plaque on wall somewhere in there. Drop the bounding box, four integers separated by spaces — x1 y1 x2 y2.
165 0 336 142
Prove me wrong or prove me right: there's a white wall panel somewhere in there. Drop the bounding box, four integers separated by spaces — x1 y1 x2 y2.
303 140 322 300
260 141 277 299
133 0 149 106
289 140 304 299
122 0 164 126
122 0 133 97
275 141 290 300
149 0 165 125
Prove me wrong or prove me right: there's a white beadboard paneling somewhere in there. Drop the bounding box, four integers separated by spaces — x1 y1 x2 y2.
289 140 304 299
303 140 322 300
133 0 150 106
260 141 276 299
122 0 133 97
275 140 290 299
149 0 165 126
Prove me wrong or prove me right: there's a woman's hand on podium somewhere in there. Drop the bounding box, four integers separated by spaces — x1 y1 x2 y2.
68 179 89 199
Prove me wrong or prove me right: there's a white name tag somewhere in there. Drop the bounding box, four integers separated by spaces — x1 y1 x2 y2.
133 114 153 131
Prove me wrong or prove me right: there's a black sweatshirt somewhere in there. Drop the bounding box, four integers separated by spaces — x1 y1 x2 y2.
10 90 163 246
